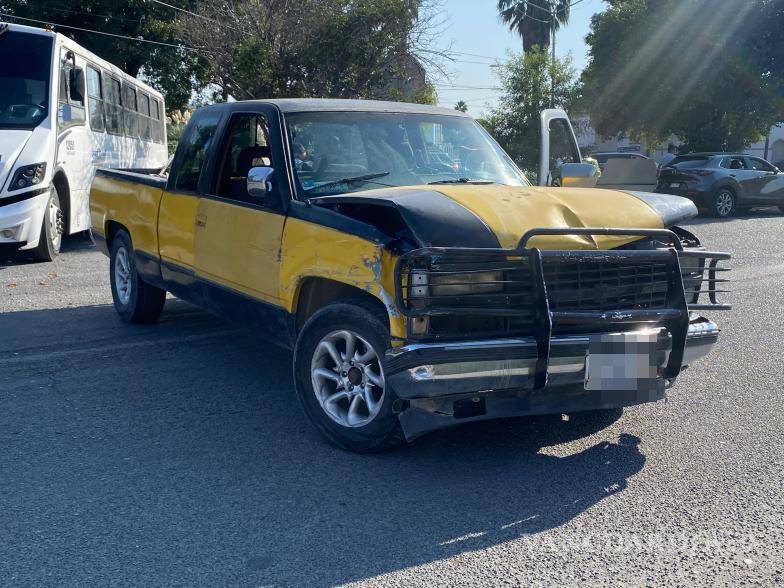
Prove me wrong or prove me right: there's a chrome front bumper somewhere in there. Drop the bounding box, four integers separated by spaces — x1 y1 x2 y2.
386 317 719 400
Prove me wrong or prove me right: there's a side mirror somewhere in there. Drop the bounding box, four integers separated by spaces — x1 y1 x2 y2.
557 162 599 188
69 67 85 104
247 166 274 200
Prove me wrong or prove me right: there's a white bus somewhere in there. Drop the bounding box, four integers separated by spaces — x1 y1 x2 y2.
0 22 168 261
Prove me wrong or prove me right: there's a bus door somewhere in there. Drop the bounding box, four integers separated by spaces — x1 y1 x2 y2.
56 47 91 231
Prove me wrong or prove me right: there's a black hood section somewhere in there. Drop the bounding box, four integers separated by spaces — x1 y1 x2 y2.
309 188 500 248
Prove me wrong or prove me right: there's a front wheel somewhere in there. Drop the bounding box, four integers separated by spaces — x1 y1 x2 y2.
109 230 166 323
31 186 64 262
710 188 736 218
293 302 404 452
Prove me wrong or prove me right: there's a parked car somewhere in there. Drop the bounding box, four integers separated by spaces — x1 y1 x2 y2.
591 151 651 173
656 153 784 217
90 99 730 452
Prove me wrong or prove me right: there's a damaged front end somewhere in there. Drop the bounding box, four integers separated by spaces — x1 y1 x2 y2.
386 227 731 440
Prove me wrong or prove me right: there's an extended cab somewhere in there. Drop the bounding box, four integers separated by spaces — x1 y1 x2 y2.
90 99 730 452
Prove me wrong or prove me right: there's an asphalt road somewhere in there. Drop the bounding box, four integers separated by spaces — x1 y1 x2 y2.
1 213 783 587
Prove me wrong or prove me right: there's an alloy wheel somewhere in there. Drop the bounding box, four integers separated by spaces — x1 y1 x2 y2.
310 330 385 428
715 191 734 217
114 246 133 305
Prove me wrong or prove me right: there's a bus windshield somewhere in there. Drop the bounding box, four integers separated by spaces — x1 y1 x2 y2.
0 30 53 130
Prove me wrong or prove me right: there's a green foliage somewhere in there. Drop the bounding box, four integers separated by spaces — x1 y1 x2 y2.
186 0 430 103
454 100 468 112
483 48 580 177
582 0 784 152
497 1 570 52
6 0 206 111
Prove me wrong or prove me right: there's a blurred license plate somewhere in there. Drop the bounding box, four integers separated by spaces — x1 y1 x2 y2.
584 332 659 391
669 182 681 189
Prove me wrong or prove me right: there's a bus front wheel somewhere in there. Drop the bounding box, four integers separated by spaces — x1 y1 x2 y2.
31 186 64 262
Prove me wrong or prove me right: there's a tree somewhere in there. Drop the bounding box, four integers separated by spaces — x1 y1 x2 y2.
6 0 207 111
581 0 784 152
454 100 468 112
483 48 579 177
177 0 442 103
497 0 570 52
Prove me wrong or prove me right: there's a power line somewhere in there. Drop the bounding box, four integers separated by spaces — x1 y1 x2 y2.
148 0 219 24
0 12 207 53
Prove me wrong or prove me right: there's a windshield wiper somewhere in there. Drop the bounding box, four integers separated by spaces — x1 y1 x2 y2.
427 178 494 185
305 171 392 194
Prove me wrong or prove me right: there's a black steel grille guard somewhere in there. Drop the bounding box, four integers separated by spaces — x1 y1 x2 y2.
394 227 731 388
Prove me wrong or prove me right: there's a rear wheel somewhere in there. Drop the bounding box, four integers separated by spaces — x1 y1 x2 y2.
31 186 64 262
710 188 736 218
293 302 404 452
109 230 166 323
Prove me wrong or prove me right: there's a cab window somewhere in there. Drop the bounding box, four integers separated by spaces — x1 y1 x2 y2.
214 113 273 202
173 111 221 193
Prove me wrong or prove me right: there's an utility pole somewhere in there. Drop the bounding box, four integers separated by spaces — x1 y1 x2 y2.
550 4 556 107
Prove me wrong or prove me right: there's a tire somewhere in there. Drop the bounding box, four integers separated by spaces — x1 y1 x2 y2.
109 230 166 323
710 188 736 218
293 301 405 452
31 186 64 262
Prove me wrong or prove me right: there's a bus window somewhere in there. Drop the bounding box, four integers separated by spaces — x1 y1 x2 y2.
103 76 123 135
152 98 163 144
58 56 86 129
138 92 151 141
86 66 104 132
122 84 138 138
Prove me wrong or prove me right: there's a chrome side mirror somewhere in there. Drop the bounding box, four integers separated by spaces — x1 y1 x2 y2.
557 162 599 187
247 166 274 199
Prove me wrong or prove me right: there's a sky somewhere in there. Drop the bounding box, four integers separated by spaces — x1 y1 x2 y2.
430 0 605 115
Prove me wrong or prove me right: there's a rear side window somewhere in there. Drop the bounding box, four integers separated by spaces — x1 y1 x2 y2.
103 76 123 135
720 156 746 170
86 66 104 132
122 84 138 138
670 156 710 169
173 111 221 193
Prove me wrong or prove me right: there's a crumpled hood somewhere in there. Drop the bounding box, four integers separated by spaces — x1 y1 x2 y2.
311 184 697 250
433 184 697 249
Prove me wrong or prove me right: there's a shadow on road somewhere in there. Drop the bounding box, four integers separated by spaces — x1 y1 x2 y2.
0 231 94 267
684 207 782 225
0 302 645 585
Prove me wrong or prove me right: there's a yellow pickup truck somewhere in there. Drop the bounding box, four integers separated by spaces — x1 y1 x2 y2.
90 99 730 452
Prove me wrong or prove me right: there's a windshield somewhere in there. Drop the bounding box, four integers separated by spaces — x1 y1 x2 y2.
0 31 53 130
286 111 528 197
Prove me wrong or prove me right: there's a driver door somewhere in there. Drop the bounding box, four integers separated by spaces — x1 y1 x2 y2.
538 109 592 187
193 108 287 305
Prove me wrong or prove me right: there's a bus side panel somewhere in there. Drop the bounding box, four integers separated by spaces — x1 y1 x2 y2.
90 174 164 257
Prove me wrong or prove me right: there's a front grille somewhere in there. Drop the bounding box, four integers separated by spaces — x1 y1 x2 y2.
396 241 730 340
542 258 670 311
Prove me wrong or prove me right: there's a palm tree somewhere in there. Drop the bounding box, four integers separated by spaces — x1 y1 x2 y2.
497 0 571 52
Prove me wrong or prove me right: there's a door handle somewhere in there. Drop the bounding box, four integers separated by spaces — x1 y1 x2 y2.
196 214 207 228
729 174 736 177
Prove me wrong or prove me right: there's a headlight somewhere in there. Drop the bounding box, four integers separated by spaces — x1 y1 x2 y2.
9 163 46 191
430 271 503 297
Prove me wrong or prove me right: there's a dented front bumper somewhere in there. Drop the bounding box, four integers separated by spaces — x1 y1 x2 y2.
386 317 719 439
388 227 730 439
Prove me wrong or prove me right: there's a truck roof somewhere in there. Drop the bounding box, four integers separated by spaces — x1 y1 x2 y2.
218 98 473 117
